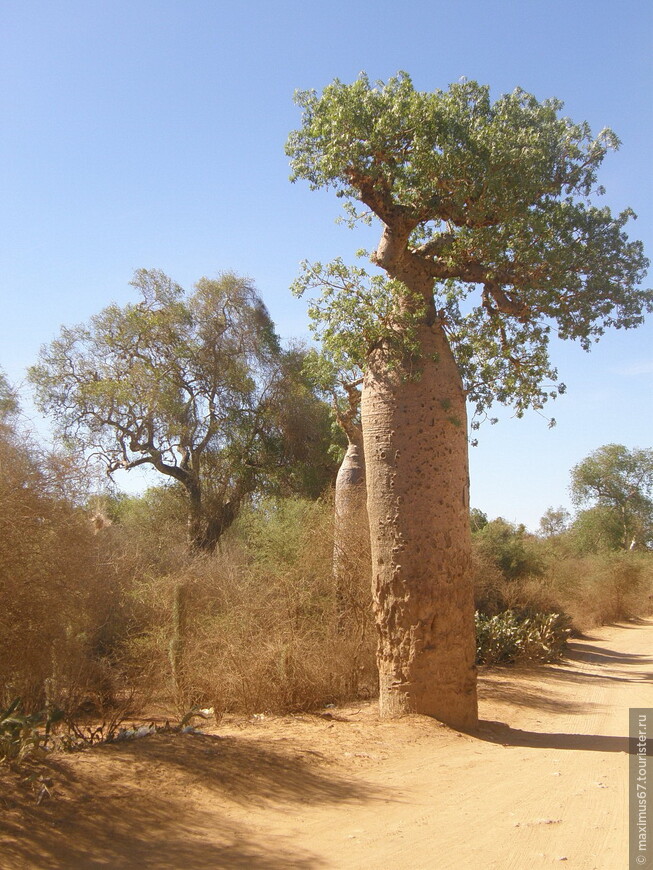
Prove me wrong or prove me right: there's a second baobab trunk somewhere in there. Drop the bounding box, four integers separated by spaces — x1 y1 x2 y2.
332 381 371 626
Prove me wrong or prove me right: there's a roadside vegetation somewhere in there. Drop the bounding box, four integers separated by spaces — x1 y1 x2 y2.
2 360 652 765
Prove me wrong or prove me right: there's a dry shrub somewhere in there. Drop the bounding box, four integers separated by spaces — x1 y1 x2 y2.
120 497 377 715
473 558 563 617
544 553 653 630
333 508 373 639
0 428 119 714
472 550 508 615
474 548 653 633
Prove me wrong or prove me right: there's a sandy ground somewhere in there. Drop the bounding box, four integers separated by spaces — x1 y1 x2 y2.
2 619 652 869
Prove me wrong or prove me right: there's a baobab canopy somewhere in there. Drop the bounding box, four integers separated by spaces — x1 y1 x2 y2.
287 73 651 421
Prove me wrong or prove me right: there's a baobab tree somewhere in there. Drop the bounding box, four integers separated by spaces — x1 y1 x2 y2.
332 378 367 611
287 73 650 728
302 345 369 622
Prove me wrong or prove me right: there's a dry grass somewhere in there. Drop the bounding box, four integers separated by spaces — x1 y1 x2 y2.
3 414 651 729
543 552 653 630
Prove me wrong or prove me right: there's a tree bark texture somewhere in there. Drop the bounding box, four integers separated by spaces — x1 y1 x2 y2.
362 322 478 729
333 432 370 624
187 483 239 554
169 581 188 704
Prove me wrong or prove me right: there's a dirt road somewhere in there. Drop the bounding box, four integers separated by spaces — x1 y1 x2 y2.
2 619 652 869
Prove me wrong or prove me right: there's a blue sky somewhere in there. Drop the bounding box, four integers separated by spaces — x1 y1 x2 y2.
1 0 651 529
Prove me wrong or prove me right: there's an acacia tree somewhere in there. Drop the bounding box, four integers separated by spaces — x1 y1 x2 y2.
30 269 327 553
571 444 653 550
287 73 650 727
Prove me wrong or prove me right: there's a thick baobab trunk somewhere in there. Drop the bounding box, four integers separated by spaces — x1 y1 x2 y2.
333 431 370 622
362 321 478 730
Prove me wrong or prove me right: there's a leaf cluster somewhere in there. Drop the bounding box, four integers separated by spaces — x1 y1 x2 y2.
288 72 612 220
475 610 571 665
0 370 19 424
294 258 566 421
287 72 651 416
291 257 426 366
0 698 63 762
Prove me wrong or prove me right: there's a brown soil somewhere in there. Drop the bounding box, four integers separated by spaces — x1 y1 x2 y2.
2 619 652 869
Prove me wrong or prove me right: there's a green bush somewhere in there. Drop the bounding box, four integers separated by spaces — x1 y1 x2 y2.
475 610 572 665
474 518 544 582
0 698 64 763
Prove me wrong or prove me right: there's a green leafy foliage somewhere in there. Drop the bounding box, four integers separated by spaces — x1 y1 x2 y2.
474 518 544 581
287 72 651 420
288 73 614 214
539 506 572 538
259 345 341 500
29 270 338 551
292 258 426 366
475 611 572 665
30 270 279 479
572 505 631 554
570 444 653 550
0 370 19 423
470 508 489 532
298 346 361 467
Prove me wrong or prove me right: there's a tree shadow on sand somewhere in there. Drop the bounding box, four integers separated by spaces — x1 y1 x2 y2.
478 674 587 715
475 631 653 755
474 720 653 756
0 732 383 870
478 636 653 716
565 641 653 668
104 731 381 807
